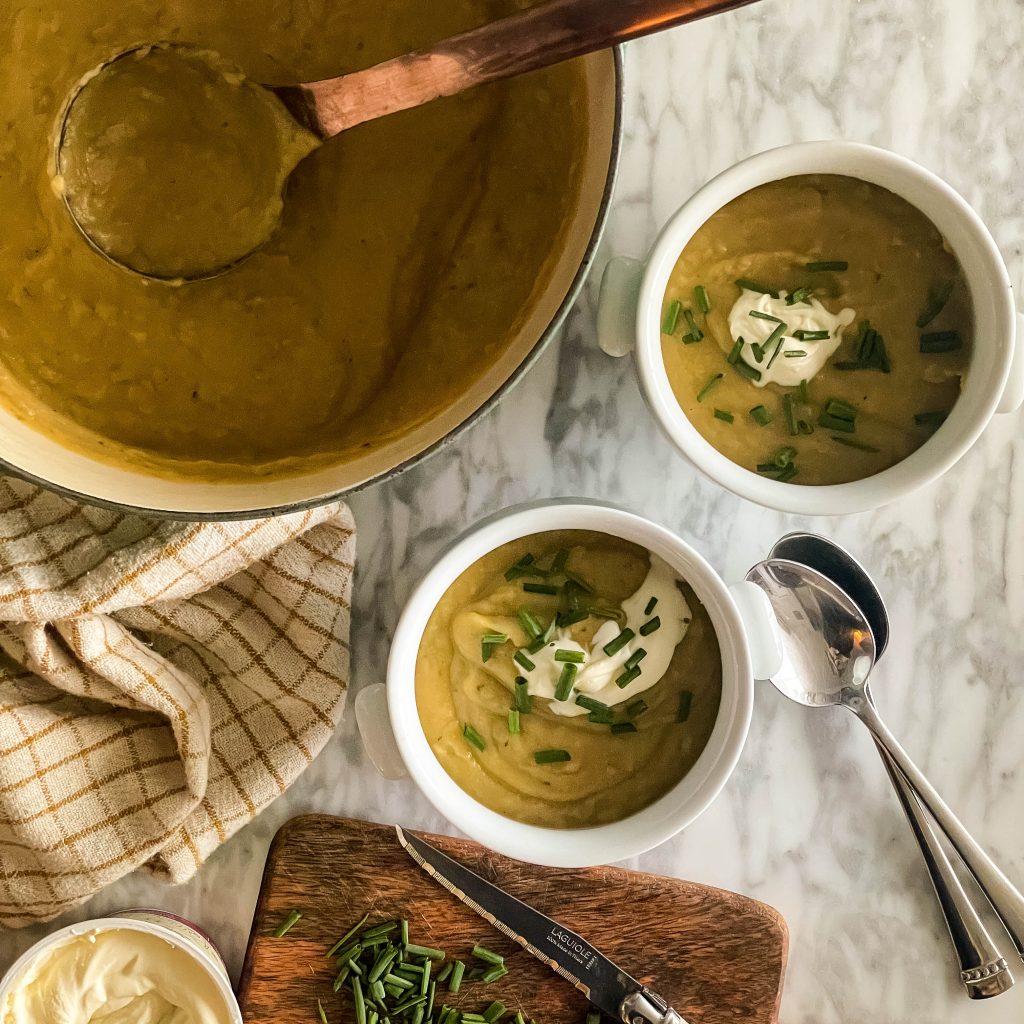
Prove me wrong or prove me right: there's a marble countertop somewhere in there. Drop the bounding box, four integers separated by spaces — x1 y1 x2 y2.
3 0 1023 1021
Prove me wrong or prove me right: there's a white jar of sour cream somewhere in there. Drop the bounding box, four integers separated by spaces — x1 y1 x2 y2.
0 911 243 1024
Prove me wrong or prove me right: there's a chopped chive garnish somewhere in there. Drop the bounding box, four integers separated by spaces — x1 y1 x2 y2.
319 998 330 1024
835 320 890 372
436 964 452 984
727 338 744 364
713 408 734 423
556 608 589 628
611 722 638 735
750 404 773 426
615 666 642 688
818 412 855 432
516 1013 527 1024
805 260 848 272
627 699 649 718
514 676 532 713
526 635 548 655
694 284 711 313
483 1002 506 1023
534 749 571 765
623 648 647 671
549 548 569 574
481 965 508 984
782 394 798 436
327 921 368 958
749 310 784 323
920 330 962 353
736 278 777 297
825 398 857 421
480 633 509 662
639 616 661 636
328 939 362 964
273 909 302 937
682 308 703 341
588 707 614 724
517 608 543 639
784 349 807 358
575 694 610 713
554 663 577 701
588 604 625 623
448 961 465 993
662 299 681 335
513 650 535 672
462 724 486 751
676 690 694 722
332 966 350 992
773 446 797 468
353 978 367 1024
792 329 829 341
750 341 765 362
602 628 635 657
405 943 445 961
797 378 809 403
914 410 948 429
733 361 762 381
788 286 813 304
917 279 954 329
764 324 788 369
564 570 595 594
644 596 658 615
523 582 558 595
553 648 585 664
508 709 521 735
831 435 880 453
503 553 539 581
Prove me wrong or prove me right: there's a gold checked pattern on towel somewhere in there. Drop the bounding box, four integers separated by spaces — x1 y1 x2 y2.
0 478 354 927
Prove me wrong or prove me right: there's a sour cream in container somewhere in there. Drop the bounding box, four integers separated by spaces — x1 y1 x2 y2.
0 911 242 1024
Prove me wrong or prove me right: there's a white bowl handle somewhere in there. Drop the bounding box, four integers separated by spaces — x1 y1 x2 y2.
596 256 644 357
728 581 784 681
354 683 409 780
997 311 1024 414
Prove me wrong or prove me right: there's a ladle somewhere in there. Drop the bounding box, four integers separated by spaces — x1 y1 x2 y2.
768 533 1014 998
746 555 1024 982
55 0 759 281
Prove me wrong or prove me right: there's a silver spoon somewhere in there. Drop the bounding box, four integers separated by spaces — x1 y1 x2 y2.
746 556 1024 977
768 533 1014 999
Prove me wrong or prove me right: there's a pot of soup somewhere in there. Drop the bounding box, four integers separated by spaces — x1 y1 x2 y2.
598 141 1024 514
373 501 782 867
0 0 622 518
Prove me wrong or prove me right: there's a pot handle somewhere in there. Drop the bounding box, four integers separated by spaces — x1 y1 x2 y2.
596 256 644 357
728 581 784 681
996 311 1024 414
354 683 409 780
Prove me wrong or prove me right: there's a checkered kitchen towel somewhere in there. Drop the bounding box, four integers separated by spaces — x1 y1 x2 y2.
0 478 354 927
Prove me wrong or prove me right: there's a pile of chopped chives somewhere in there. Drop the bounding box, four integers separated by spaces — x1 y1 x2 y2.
315 917 552 1024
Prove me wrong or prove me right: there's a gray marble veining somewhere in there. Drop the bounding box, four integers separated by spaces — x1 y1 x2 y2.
2 1 1024 1021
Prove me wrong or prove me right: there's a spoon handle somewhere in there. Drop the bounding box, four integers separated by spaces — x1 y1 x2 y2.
877 741 1015 997
287 0 760 137
853 696 1024 962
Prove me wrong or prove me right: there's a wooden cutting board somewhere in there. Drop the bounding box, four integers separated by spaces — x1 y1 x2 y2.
238 816 788 1024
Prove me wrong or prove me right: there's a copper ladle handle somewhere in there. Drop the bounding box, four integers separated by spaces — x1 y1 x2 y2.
276 0 760 137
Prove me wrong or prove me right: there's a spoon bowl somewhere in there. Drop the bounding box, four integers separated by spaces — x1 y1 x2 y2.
744 557 876 708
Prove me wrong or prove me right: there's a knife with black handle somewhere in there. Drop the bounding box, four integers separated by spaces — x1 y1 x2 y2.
395 826 689 1024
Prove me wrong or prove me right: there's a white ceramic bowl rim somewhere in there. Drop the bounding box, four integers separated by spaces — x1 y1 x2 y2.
387 500 754 867
634 140 1017 515
0 916 243 1023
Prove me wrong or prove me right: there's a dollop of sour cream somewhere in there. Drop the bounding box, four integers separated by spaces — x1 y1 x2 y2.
729 288 855 388
520 556 691 716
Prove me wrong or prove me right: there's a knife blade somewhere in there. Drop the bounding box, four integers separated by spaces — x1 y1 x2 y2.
395 826 688 1024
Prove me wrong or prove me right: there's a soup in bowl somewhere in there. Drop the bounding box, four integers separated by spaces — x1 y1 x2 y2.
386 502 779 867
599 142 1024 514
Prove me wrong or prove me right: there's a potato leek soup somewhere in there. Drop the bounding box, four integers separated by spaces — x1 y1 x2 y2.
0 0 588 481
660 174 972 485
415 531 722 829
